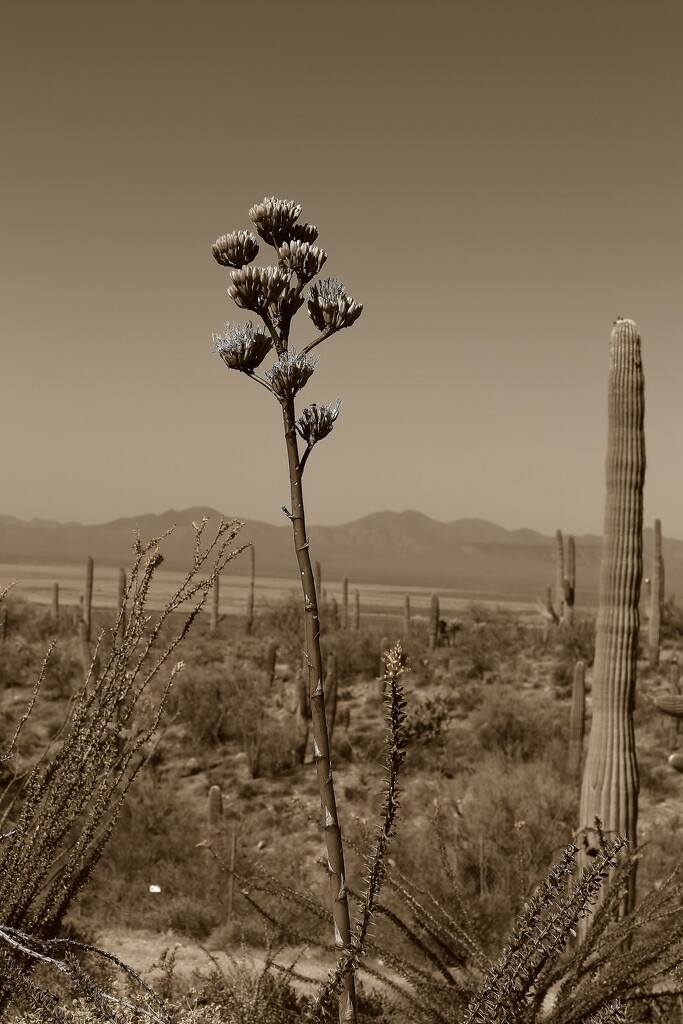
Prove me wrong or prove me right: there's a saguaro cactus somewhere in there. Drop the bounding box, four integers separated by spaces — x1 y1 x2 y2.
554 529 565 622
353 588 360 630
429 593 440 650
117 569 127 644
578 318 645 921
569 661 586 775
341 576 349 630
210 573 220 636
563 535 576 625
83 556 94 642
648 519 664 669
324 651 338 745
245 545 255 635
264 639 278 686
51 582 59 628
403 595 411 638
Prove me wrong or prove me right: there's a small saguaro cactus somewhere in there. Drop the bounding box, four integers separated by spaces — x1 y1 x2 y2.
83 555 94 642
563 535 576 625
429 593 440 650
246 544 255 635
353 588 360 630
554 529 565 622
211 197 362 1022
324 651 338 745
51 582 59 628
210 572 220 636
117 569 127 644
208 784 223 830
569 661 586 775
341 576 349 630
264 639 278 686
578 318 645 924
648 519 664 669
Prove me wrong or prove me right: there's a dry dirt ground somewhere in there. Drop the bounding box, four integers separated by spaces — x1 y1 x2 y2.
96 927 393 997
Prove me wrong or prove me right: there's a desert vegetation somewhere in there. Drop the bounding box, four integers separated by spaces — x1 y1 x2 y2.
4 203 683 1022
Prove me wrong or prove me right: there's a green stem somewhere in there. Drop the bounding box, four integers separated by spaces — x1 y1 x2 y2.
280 394 357 1022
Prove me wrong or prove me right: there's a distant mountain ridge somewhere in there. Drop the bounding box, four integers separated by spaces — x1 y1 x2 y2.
1 508 682 604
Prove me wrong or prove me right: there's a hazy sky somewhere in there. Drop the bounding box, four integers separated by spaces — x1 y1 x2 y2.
3 1 683 538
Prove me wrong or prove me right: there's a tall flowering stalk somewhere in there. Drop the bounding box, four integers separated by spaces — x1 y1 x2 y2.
211 198 362 1022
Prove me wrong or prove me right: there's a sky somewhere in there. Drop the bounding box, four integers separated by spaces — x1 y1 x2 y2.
2 1 683 538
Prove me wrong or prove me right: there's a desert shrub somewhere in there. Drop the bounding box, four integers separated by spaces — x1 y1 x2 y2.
455 605 529 680
403 694 454 744
467 686 563 762
322 628 386 683
662 595 683 641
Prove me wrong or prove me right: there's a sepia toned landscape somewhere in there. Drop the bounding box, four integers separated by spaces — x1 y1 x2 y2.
5 2 683 1022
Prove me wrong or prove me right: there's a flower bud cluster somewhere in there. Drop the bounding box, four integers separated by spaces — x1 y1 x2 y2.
249 197 303 247
296 400 342 445
278 241 328 283
308 278 363 333
265 350 318 399
228 266 291 312
211 231 259 269
213 321 272 374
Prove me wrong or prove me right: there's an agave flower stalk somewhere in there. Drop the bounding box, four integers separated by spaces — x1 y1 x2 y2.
211 197 362 1022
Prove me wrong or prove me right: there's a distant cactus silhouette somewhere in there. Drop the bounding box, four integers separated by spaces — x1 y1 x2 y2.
569 661 586 775
342 575 349 630
264 639 277 686
403 594 411 638
353 588 360 630
648 519 664 669
245 544 255 635
578 318 645 922
51 582 59 628
429 593 440 650
117 569 127 644
324 651 338 745
563 534 576 625
210 572 220 636
83 555 94 642
554 529 565 621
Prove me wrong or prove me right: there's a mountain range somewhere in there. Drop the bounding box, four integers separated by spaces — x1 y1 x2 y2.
1 509 681 605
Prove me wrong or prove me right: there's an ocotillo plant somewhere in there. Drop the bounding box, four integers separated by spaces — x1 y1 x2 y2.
211 196 362 1020
578 317 645 922
648 518 664 669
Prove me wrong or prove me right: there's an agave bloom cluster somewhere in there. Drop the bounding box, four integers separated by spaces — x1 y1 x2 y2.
211 230 259 269
228 265 291 312
278 240 328 283
308 277 363 333
296 400 342 445
265 349 318 399
213 321 272 374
